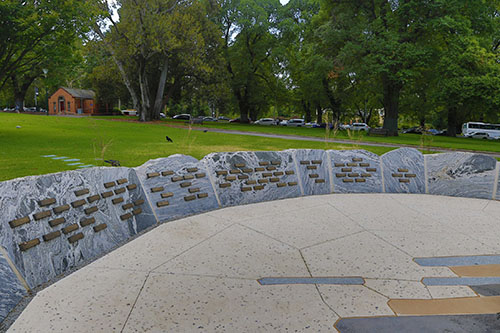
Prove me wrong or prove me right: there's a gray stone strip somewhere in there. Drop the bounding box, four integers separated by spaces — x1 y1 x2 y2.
291 150 305 196
424 154 429 194
380 156 385 193
0 246 29 293
325 150 334 193
492 162 500 200
422 277 500 286
134 168 161 225
470 284 500 296
205 161 222 208
258 277 365 285
415 255 500 267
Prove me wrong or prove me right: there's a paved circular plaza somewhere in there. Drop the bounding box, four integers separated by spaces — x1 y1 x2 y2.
8 194 500 332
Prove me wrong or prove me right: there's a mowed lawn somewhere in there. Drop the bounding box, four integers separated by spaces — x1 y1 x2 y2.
0 113 393 181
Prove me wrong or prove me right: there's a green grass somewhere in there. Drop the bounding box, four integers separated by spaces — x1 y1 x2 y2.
0 113 393 181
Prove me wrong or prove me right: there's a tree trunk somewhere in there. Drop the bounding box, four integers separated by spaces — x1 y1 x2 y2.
11 74 35 112
152 58 169 120
322 78 341 122
235 87 250 123
138 59 151 122
447 107 458 137
381 75 401 136
316 103 323 124
302 100 311 122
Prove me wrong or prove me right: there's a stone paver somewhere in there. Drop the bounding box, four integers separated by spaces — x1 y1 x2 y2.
8 194 500 331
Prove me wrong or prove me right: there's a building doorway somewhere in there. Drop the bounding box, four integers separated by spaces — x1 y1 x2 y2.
58 97 65 113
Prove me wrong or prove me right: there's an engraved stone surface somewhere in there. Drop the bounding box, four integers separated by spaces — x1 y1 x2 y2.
291 149 331 196
0 251 26 323
381 148 425 194
330 150 382 193
201 151 301 207
134 155 218 222
426 152 497 199
0 167 156 288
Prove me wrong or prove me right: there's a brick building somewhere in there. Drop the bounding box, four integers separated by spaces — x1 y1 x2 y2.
48 87 96 115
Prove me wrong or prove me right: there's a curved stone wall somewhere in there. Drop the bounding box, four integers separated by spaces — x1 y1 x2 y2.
0 147 498 323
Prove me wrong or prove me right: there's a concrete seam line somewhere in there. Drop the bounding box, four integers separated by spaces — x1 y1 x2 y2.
380 155 386 193
292 149 305 196
204 158 222 208
326 150 335 193
424 154 429 194
492 161 499 200
134 168 160 225
0 245 30 292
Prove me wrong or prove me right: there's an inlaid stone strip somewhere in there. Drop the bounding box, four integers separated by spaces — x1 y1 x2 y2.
341 168 352 172
122 202 134 210
132 208 142 215
117 178 128 184
151 187 164 193
180 182 191 188
306 166 317 170
269 177 280 182
399 179 410 183
355 179 366 183
266 166 276 171
273 171 284 176
348 173 359 177
161 192 173 198
470 285 500 296
359 163 370 167
405 174 417 178
183 174 195 180
126 184 137 190
71 199 86 208
388 296 500 315
315 179 326 183
197 193 208 199
161 170 174 176
336 173 346 178
34 210 51 220
68 233 84 243
254 185 264 190
361 173 372 177
347 163 358 167
398 168 409 173
104 181 116 188
238 174 249 180
309 174 319 179
87 195 100 203
246 180 257 185
220 183 231 188
312 160 322 164
157 200 169 207
258 277 364 285
120 213 132 221
415 255 500 267
184 195 196 202
271 160 281 165
261 172 272 177
187 167 198 172
334 163 345 167
112 197 124 204
450 265 500 277
300 161 310 165
216 170 228 176
147 172 160 178
62 224 79 234
229 169 241 174
49 217 65 228
19 238 40 251
343 179 354 183
188 188 200 193
234 163 245 168
259 161 270 166
277 183 286 187
94 224 107 232
254 167 265 172
101 191 113 198
392 173 403 178
9 216 30 228
241 187 252 192
226 175 237 181
39 198 56 206
80 217 96 227
242 168 253 173
352 158 363 162
288 182 297 186
195 173 206 178
43 231 61 242
114 187 126 194
258 179 269 184
171 176 183 182
366 168 377 172
422 277 500 286
84 206 98 215
74 189 89 197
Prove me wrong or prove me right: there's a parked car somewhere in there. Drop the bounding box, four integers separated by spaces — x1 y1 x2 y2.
26 106 37 112
229 117 252 123
465 132 491 140
286 119 305 127
279 119 288 126
402 127 424 134
217 116 231 121
159 112 166 118
173 113 191 120
203 116 217 122
254 118 275 126
121 109 137 116
349 123 370 131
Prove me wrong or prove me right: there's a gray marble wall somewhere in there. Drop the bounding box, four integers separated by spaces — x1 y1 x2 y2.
427 153 497 199
0 167 156 288
201 151 302 207
134 155 219 222
0 250 26 324
290 149 332 196
381 148 426 194
329 150 383 193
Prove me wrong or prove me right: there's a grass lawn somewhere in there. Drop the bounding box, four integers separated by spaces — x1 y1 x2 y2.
0 113 394 181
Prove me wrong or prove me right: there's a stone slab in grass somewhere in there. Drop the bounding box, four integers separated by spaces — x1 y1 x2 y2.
134 155 219 222
427 152 497 199
201 151 302 207
329 149 382 193
0 167 156 288
290 149 331 196
0 250 26 324
381 148 425 194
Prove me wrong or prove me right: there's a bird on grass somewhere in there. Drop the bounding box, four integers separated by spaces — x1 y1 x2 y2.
166 135 173 143
203 130 208 133
104 159 121 166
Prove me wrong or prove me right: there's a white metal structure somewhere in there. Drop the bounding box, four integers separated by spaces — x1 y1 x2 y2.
462 122 500 139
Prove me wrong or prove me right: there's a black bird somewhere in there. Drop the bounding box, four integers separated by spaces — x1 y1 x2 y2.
166 135 173 143
203 130 208 133
104 159 121 167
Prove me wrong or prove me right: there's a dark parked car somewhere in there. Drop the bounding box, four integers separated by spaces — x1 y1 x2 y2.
172 114 191 120
217 116 231 121
229 118 252 123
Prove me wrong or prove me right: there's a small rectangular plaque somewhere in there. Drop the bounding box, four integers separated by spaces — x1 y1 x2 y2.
187 167 198 172
80 217 96 227
104 181 116 188
9 216 30 228
19 238 40 251
134 199 144 206
117 178 128 184
94 224 107 232
68 233 84 243
184 195 196 201
157 200 169 207
132 208 142 215
84 206 98 215
114 187 125 194
34 210 51 220
101 191 113 198
43 231 61 242
183 174 195 180
63 223 79 234
189 188 200 193
39 198 56 206
147 172 160 178
120 213 133 221
161 192 174 198
49 217 65 228
197 193 208 199
127 184 137 190
71 199 86 208
151 187 164 193
112 197 124 204
285 170 294 175
219 183 231 188
74 189 89 197
87 195 100 203
180 182 191 188
171 176 183 182
162 170 174 176
195 173 206 178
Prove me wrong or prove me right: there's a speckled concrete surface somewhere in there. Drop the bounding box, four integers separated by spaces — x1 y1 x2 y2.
8 194 500 332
